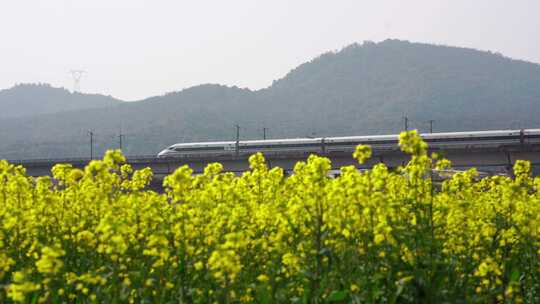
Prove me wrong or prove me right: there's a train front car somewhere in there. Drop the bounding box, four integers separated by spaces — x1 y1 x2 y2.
157 147 173 158
157 141 235 158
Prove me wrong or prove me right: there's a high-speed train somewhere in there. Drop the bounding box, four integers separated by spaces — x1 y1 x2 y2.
157 129 540 158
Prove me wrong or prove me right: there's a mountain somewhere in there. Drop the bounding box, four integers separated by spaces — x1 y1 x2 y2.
2 39 540 159
0 83 121 118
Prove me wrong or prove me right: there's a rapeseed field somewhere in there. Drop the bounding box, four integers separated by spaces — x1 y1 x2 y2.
0 131 538 303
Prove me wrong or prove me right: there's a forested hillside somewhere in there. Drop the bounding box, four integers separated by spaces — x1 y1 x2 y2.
0 83 120 118
2 39 540 159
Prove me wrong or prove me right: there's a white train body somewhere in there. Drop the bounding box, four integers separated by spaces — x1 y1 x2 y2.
157 129 540 158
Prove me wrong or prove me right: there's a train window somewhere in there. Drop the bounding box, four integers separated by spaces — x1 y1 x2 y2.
424 135 517 143
174 146 225 152
246 143 321 149
328 140 396 146
328 134 523 147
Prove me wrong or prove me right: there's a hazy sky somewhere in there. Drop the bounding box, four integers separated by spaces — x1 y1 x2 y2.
1 0 539 100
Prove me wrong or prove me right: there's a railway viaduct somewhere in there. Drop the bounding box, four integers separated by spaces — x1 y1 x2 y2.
9 143 540 179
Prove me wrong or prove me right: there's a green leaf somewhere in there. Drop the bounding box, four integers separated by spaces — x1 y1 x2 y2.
326 290 348 302
510 269 520 282
257 286 273 304
302 287 311 304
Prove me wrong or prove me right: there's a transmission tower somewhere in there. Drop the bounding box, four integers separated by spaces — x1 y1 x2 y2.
70 70 86 93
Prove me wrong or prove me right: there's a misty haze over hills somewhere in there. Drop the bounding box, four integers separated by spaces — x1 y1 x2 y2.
1 39 540 159
0 84 121 119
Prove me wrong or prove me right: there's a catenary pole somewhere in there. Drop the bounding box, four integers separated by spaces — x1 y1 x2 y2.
235 124 240 156
88 130 94 160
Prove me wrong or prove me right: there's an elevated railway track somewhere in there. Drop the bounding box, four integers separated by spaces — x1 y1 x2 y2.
8 141 540 178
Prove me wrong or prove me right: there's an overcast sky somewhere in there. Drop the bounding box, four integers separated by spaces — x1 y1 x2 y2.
0 0 539 100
